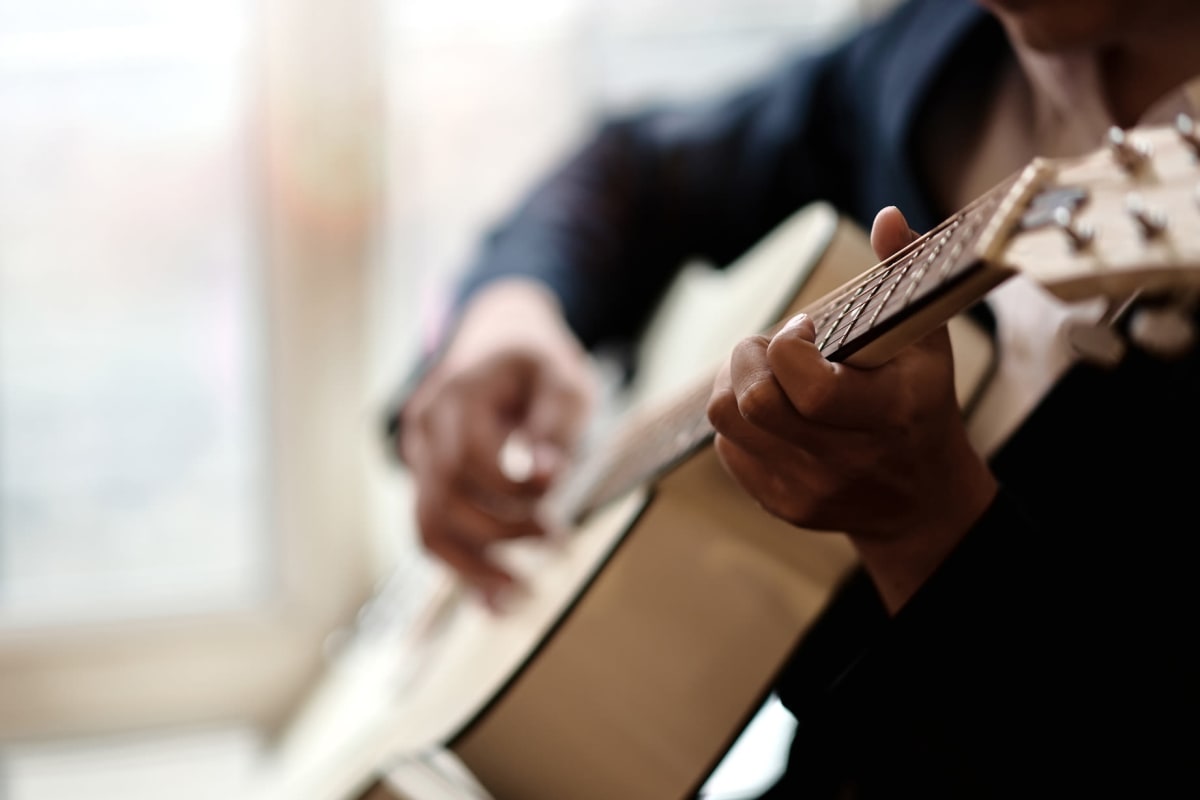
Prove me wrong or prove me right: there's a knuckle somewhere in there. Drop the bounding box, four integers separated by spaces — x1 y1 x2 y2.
765 337 837 417
738 377 780 427
730 337 763 365
415 496 453 550
441 370 474 400
759 467 835 530
789 374 837 418
765 328 808 366
712 434 743 477
416 513 441 551
768 471 804 522
418 524 441 553
759 490 810 530
706 386 737 429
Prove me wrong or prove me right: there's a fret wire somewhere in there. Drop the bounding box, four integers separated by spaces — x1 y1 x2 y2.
820 211 995 356
817 249 917 330
813 244 921 345
900 221 959 307
823 296 883 347
577 178 1019 515
835 229 960 349
811 241 923 332
814 281 864 334
899 250 938 307
810 176 1015 353
938 220 974 280
808 197 981 323
812 243 920 320
832 218 951 342
816 281 868 351
831 256 891 350
939 239 968 280
845 262 909 356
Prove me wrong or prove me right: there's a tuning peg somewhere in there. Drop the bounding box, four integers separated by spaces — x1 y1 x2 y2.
1052 205 1093 251
1106 126 1150 172
1177 114 1200 158
1066 321 1127 368
1065 292 1141 368
1129 304 1198 360
1125 193 1167 238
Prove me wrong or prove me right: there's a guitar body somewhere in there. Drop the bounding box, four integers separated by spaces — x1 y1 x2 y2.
251 203 997 800
448 448 859 800
254 121 1200 800
442 206 996 800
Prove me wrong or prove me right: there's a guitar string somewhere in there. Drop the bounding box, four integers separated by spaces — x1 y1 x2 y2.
567 179 1014 516
564 230 944 517
568 211 978 516
809 181 1010 355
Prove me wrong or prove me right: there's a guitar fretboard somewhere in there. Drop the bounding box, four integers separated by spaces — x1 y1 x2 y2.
553 178 1015 523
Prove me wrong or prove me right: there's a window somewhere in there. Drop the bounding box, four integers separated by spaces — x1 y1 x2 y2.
0 0 267 628
0 0 381 743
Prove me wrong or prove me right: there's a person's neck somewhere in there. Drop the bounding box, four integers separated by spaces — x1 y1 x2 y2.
1002 7 1200 132
1009 33 1200 161
1099 41 1200 127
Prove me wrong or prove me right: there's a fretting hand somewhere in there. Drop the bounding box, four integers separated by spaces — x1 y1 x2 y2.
706 206 998 611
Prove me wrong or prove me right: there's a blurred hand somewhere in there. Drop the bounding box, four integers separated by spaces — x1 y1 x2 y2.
398 278 597 608
706 206 997 610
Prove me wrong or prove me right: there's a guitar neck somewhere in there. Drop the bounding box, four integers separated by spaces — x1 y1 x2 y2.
554 174 1025 523
808 177 1016 364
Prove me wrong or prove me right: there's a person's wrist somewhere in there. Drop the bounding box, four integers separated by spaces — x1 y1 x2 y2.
444 278 576 366
852 450 997 614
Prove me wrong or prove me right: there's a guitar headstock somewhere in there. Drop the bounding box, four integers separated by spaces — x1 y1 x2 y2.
980 116 1200 305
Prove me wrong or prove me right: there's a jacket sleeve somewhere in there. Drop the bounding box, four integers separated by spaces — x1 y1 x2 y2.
441 0 999 356
446 45 862 354
380 42 862 443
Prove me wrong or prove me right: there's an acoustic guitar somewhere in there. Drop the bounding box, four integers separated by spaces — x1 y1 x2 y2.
254 119 1200 800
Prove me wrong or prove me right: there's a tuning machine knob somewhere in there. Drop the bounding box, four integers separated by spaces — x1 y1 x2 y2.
1106 126 1151 173
1128 303 1198 361
1066 292 1139 368
1068 292 1198 366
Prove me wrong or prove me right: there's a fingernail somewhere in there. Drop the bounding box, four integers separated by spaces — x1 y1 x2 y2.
483 582 526 615
780 313 808 334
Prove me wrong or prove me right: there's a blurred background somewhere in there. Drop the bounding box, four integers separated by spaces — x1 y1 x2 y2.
0 0 894 796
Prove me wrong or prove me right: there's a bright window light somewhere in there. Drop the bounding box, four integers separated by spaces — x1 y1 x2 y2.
0 0 269 626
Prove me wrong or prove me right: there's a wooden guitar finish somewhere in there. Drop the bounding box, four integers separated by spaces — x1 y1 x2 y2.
261 120 1200 800
320 205 995 800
